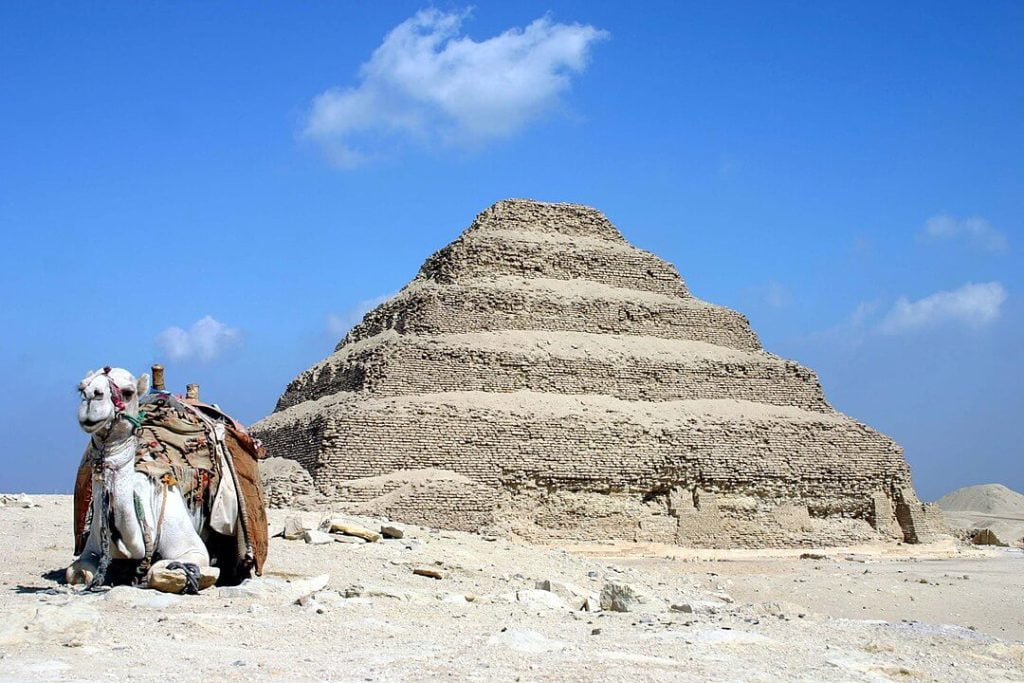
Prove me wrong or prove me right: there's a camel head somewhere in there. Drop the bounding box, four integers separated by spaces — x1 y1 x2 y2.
77 367 149 435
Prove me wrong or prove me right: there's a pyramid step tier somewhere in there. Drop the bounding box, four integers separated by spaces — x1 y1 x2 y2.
344 277 761 351
253 391 910 506
278 330 829 412
418 229 689 297
467 199 626 242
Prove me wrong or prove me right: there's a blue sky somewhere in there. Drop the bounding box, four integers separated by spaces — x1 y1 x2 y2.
1 2 1021 499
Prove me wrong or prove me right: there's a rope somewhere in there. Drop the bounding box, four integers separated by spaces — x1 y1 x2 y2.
85 486 113 592
164 562 201 594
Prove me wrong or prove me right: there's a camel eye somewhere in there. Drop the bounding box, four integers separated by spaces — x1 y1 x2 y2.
123 389 134 398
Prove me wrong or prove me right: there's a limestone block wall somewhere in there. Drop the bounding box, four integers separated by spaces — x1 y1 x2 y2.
277 332 829 412
342 279 761 352
419 230 689 297
467 198 624 241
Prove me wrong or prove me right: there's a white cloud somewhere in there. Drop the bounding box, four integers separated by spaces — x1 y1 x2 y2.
327 293 396 339
304 9 609 166
920 214 1008 253
878 282 1007 335
155 316 242 363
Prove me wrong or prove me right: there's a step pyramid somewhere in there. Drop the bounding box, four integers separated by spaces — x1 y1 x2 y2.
252 199 946 547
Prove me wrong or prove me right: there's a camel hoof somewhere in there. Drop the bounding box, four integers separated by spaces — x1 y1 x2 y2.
66 564 95 586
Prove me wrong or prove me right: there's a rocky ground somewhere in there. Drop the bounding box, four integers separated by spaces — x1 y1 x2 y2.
1 495 1022 682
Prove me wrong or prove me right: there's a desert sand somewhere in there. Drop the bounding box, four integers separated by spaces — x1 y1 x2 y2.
1 495 1022 682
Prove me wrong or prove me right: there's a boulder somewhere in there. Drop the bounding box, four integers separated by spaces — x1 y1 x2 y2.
381 524 405 539
145 564 219 594
535 579 595 609
515 589 569 610
105 586 183 608
218 573 330 604
599 581 653 612
282 516 307 540
321 518 381 542
303 529 334 545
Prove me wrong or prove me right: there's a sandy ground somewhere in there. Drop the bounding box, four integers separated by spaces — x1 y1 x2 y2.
1 496 1023 682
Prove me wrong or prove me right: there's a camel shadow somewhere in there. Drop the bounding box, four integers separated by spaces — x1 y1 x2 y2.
12 568 68 593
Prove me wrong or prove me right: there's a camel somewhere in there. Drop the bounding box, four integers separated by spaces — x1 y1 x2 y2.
67 367 215 592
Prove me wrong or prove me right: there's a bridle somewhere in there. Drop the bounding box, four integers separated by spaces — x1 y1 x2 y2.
83 367 145 457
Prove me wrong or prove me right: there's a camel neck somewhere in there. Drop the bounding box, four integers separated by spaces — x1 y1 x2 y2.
91 432 136 472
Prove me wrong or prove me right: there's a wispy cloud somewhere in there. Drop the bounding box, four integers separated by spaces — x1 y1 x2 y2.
327 293 396 339
303 9 608 167
878 282 1007 335
745 279 791 308
920 214 1009 253
155 315 242 362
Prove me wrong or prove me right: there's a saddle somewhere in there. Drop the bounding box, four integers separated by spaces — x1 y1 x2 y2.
73 392 268 582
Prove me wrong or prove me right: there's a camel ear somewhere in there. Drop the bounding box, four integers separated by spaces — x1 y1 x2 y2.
136 373 150 396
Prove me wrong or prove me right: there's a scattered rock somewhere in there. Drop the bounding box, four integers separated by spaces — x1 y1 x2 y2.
303 529 334 545
800 553 828 560
217 574 330 604
282 516 308 540
670 603 694 613
514 589 569 610
535 579 594 609
600 581 653 612
380 525 404 539
334 535 367 544
0 493 40 508
584 595 602 612
413 567 444 580
105 586 182 608
321 518 381 542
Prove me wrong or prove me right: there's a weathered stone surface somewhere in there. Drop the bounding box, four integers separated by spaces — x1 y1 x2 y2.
282 516 307 540
144 564 219 594
321 518 381 542
412 567 444 580
514 589 570 610
105 585 183 607
217 574 330 604
253 199 938 549
380 524 405 539
303 529 334 545
487 628 566 654
600 581 653 613
535 579 594 609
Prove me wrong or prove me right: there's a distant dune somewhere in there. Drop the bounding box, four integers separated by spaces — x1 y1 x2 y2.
935 484 1024 545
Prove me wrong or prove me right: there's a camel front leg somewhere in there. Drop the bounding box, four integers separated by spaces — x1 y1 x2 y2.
66 497 104 586
144 489 216 593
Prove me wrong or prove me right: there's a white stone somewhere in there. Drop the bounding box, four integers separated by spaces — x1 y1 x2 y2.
104 586 182 608
515 589 569 610
218 574 330 604
487 629 566 654
282 516 307 540
303 529 334 545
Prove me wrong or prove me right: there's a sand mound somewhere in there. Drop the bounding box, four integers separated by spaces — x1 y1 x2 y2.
935 484 1024 546
935 484 1024 515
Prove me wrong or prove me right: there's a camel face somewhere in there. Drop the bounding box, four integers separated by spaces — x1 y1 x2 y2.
77 367 146 434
